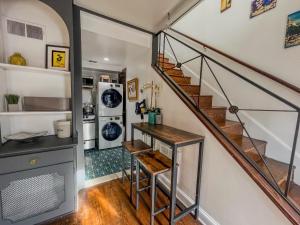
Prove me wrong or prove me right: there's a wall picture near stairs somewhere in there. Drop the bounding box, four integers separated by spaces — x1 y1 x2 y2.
250 0 277 18
285 11 300 48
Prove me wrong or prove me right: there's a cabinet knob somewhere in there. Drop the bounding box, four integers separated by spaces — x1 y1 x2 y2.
29 159 38 166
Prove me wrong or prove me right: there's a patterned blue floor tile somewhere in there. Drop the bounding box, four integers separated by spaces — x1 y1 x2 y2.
84 147 131 180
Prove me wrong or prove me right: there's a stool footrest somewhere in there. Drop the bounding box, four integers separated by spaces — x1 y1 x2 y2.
138 186 151 192
153 205 170 216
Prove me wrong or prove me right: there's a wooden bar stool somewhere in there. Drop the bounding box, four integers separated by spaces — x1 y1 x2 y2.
122 140 152 204
136 151 172 225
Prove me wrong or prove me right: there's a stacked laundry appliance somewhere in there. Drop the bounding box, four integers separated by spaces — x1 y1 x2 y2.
97 82 124 150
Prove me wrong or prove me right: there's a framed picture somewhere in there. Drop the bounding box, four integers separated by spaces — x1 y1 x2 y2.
127 78 139 101
250 0 277 18
46 45 70 71
221 0 231 13
285 11 300 48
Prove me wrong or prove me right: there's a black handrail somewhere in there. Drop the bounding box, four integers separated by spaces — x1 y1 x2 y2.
154 30 300 214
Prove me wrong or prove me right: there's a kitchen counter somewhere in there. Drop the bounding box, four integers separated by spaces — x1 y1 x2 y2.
0 135 78 158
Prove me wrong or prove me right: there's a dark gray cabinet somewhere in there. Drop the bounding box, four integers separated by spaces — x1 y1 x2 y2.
0 148 75 225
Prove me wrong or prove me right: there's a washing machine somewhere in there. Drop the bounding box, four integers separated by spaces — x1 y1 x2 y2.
97 82 123 117
97 116 124 150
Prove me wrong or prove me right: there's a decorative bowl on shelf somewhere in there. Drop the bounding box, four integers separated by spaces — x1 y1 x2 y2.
4 131 48 143
8 53 27 66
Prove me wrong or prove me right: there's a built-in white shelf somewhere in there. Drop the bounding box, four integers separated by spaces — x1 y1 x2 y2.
0 63 70 75
0 111 72 116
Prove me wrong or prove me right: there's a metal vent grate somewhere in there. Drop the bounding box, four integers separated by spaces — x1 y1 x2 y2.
26 24 43 40
1 173 65 223
7 20 25 36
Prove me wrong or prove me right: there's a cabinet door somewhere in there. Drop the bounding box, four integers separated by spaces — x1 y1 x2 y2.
0 162 75 225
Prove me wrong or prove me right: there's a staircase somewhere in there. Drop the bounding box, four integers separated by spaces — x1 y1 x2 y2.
157 53 300 211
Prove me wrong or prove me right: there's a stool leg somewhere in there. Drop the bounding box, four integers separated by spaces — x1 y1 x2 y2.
150 174 156 225
122 148 125 183
130 154 134 204
136 160 140 210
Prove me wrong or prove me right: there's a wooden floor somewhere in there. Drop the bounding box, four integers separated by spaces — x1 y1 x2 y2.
44 179 202 225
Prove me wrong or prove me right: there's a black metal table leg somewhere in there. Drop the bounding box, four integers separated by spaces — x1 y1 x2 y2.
194 142 204 219
130 154 134 204
122 147 125 183
150 174 156 225
169 145 178 225
136 160 140 209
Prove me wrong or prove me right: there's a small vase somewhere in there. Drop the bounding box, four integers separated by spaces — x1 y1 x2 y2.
8 104 20 112
148 112 156 125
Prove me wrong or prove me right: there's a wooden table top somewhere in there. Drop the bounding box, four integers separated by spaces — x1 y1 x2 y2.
132 123 204 146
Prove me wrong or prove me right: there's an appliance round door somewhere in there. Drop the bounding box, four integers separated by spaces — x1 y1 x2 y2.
101 89 122 109
101 122 122 141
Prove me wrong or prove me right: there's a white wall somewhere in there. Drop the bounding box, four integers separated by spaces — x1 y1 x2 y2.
172 0 300 88
144 63 292 225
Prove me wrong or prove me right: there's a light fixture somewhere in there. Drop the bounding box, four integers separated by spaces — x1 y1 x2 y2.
104 57 109 61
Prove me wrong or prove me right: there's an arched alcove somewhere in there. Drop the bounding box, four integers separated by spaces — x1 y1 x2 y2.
0 0 70 67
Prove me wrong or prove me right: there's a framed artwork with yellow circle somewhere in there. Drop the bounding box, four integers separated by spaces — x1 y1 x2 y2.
46 45 70 71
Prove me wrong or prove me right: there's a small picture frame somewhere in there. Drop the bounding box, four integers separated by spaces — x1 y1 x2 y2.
127 78 139 101
221 0 231 13
46 45 70 71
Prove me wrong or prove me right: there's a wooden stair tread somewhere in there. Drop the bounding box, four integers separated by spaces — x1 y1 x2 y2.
216 120 241 128
257 157 292 186
137 151 172 175
122 140 152 155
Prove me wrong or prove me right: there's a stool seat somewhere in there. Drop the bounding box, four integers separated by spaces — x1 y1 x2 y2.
122 140 152 155
137 151 172 175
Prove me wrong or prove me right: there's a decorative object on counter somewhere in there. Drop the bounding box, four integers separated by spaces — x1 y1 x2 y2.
155 108 162 125
100 75 111 83
285 11 300 48
5 94 20 112
141 81 160 110
8 52 27 66
147 108 162 125
135 99 147 120
148 111 156 125
46 44 70 71
4 131 48 143
250 0 277 18
128 78 139 101
23 97 71 111
55 120 71 138
221 0 231 13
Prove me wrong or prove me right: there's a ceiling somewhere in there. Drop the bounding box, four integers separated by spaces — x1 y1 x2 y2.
82 30 127 67
81 30 149 71
75 0 184 32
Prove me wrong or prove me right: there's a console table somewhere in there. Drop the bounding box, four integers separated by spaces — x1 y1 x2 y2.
131 123 204 225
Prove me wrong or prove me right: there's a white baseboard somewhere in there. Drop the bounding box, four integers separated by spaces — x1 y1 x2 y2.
84 172 122 188
158 174 220 225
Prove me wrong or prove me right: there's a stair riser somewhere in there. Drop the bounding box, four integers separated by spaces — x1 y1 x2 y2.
222 123 243 140
244 144 267 163
204 108 226 124
180 85 200 95
158 57 169 63
171 76 191 85
159 63 176 69
191 96 213 108
167 69 183 76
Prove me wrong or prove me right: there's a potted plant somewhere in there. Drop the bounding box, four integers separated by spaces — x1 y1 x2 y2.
5 94 20 112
